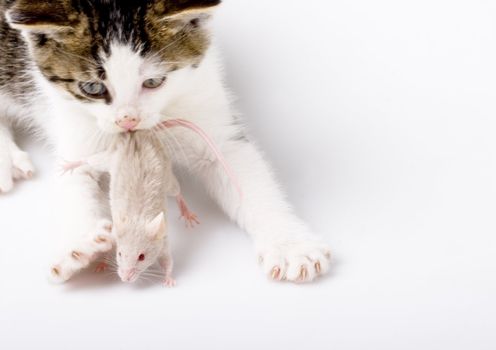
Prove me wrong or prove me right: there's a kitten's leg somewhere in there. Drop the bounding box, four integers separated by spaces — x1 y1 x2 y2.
50 220 114 283
0 120 34 193
175 131 331 283
49 168 111 283
158 245 176 287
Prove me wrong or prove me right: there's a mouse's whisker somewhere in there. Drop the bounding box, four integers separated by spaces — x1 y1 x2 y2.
153 122 190 167
164 127 190 166
138 275 154 284
151 128 178 164
142 271 163 278
102 257 118 266
141 272 163 281
146 266 162 272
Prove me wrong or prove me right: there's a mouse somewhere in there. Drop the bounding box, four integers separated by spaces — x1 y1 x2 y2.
52 130 198 286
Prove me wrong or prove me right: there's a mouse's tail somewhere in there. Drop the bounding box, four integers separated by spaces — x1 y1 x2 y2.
158 119 243 201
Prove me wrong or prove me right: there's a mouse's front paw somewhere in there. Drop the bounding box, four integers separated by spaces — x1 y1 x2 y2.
257 238 331 283
163 277 176 288
94 262 109 273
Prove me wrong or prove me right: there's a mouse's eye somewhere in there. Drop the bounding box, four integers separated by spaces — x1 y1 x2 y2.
118 252 122 257
138 254 145 261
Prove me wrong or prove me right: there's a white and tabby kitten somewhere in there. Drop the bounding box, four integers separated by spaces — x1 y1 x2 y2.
0 0 330 283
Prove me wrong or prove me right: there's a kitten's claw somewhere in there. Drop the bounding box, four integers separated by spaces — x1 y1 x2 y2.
93 220 114 251
315 262 322 274
271 266 283 280
49 265 69 284
258 238 331 283
96 219 113 234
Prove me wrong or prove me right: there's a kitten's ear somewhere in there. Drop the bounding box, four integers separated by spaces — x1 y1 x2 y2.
6 0 72 32
154 0 221 24
146 213 166 241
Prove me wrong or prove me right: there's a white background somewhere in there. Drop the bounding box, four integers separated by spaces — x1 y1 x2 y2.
1 1 496 349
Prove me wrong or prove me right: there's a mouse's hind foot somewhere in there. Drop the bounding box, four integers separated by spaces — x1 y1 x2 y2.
176 195 200 228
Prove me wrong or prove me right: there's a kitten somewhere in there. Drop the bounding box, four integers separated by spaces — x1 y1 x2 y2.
0 0 330 283
52 131 185 285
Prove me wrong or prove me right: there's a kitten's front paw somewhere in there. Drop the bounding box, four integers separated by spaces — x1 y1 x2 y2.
257 239 331 283
49 221 114 284
0 149 34 193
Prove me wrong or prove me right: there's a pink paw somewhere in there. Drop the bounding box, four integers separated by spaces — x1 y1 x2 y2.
182 211 200 228
176 195 200 228
94 262 108 273
163 277 176 288
61 160 86 175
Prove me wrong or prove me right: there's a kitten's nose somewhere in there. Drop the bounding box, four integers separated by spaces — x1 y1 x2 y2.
116 116 141 131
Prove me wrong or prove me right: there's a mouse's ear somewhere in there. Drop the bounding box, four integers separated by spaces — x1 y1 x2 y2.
146 213 166 240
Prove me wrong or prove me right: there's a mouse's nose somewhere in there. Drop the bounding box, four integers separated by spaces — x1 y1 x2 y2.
119 268 137 283
116 116 141 131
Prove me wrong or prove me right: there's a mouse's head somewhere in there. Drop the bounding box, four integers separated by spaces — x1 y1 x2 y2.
113 212 167 283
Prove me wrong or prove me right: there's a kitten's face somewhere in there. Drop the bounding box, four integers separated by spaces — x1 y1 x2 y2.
6 0 220 133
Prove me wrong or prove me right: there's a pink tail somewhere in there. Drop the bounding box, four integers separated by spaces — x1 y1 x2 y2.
160 119 243 200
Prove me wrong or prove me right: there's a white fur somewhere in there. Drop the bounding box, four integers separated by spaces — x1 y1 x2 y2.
0 95 35 192
49 219 114 284
1 40 331 283
62 131 181 284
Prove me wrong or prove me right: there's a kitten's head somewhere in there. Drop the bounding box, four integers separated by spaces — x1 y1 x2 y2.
6 0 220 133
113 213 167 283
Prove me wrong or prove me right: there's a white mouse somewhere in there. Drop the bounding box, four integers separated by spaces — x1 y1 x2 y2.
52 130 198 286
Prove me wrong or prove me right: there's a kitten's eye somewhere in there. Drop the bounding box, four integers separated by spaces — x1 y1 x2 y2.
138 254 145 261
143 77 166 89
79 82 108 98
